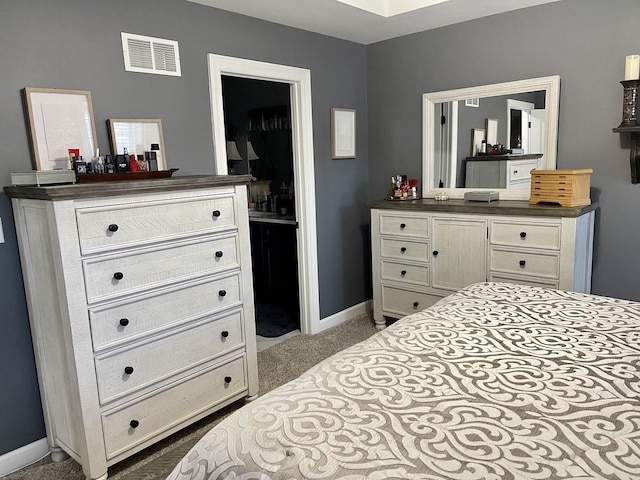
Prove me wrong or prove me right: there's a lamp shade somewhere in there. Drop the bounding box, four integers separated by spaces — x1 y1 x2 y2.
226 141 242 161
247 141 259 160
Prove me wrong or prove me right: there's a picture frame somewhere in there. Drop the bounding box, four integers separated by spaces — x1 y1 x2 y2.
107 118 167 170
471 128 485 156
485 118 498 145
22 87 98 171
465 98 480 108
331 107 356 159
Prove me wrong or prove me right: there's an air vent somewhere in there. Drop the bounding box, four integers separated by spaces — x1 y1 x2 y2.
121 32 181 77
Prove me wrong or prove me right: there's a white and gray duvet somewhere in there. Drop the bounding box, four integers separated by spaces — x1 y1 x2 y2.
167 282 640 479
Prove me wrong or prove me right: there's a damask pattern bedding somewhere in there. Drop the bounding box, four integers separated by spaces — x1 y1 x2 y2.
167 282 640 479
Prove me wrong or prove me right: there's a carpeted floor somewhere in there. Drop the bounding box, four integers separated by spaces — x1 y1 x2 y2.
4 314 377 480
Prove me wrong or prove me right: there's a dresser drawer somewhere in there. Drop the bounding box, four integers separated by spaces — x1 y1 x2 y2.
102 356 246 459
490 249 559 279
76 195 237 254
83 235 239 303
95 311 244 404
490 220 561 250
380 214 429 238
90 279 243 352
489 273 559 289
381 285 438 317
381 260 430 286
380 238 430 262
509 159 539 182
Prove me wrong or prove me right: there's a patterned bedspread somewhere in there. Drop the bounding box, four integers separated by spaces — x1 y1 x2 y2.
167 282 640 479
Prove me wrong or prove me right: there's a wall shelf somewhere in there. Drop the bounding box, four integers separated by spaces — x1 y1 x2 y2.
613 125 640 183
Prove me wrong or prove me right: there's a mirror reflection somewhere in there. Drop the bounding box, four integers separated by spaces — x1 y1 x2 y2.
107 118 167 170
434 91 546 189
423 76 560 200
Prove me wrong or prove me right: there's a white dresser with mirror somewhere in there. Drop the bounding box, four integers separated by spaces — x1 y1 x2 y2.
5 175 258 480
370 74 597 329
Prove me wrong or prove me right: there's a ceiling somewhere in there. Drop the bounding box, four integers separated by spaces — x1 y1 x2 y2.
187 0 562 45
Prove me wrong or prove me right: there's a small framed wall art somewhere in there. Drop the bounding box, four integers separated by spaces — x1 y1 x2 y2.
22 87 98 171
471 128 485 156
331 107 356 159
485 118 498 145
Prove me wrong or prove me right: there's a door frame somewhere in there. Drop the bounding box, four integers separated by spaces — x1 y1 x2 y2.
207 54 320 334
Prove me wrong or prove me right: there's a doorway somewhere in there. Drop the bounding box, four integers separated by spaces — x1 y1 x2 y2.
222 76 299 342
207 54 320 335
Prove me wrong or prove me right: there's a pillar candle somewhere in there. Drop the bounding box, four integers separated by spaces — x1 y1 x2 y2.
625 55 640 80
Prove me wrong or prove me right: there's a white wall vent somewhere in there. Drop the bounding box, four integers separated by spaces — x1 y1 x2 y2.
121 32 181 77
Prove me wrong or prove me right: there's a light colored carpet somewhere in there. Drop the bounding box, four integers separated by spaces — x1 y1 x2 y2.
4 314 377 480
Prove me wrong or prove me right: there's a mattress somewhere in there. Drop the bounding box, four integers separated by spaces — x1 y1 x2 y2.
167 282 640 479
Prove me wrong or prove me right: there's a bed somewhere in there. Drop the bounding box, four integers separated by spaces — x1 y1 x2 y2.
167 282 640 479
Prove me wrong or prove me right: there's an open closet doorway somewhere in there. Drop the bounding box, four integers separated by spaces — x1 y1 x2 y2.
208 54 320 336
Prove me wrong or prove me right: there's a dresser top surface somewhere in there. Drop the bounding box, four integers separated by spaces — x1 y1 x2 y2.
4 174 252 201
369 198 598 218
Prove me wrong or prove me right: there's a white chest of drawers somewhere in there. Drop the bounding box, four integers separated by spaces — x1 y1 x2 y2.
370 199 596 330
6 176 258 480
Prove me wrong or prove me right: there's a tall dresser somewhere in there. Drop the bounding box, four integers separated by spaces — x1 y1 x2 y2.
370 199 597 330
5 175 258 480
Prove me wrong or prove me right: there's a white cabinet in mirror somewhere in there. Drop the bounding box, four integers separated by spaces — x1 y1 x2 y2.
422 76 560 200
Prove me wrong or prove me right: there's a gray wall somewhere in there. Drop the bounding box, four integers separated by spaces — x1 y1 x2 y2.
368 0 640 302
0 0 368 455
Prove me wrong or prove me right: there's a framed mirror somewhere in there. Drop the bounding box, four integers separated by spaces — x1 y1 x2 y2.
107 118 167 170
422 76 560 200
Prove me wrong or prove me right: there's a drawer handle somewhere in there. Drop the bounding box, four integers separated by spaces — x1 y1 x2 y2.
212 210 221 218
433 250 439 257
219 290 227 297
108 224 119 232
519 260 526 267
400 223 406 229
129 420 140 429
224 376 232 384
400 270 407 276
119 318 129 327
124 366 134 375
221 330 229 338
413 301 419 309
400 247 407 253
513 170 518 174
520 232 527 239
215 251 224 258
113 272 124 280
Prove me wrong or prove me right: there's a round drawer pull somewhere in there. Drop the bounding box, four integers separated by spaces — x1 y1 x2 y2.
218 290 227 297
129 420 139 429
108 224 119 232
212 210 221 218
400 270 407 276
400 247 407 253
215 251 224 258
119 318 129 327
400 223 406 229
519 260 526 267
433 250 439 257
413 301 419 308
124 366 134 375
520 232 527 239
113 272 124 280
221 330 229 338
224 376 232 384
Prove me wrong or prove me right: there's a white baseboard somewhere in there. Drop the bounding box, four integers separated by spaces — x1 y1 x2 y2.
0 438 49 477
318 300 372 332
